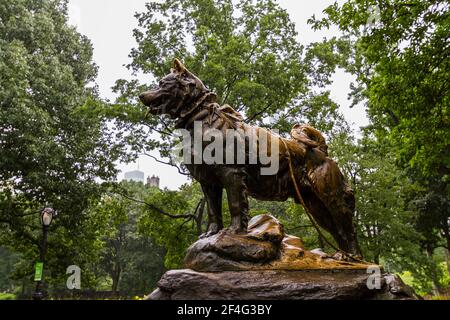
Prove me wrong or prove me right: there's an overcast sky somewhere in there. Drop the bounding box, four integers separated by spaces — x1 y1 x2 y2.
68 0 369 190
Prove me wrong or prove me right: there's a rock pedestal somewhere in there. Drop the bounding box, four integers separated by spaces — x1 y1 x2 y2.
148 269 420 300
147 214 420 300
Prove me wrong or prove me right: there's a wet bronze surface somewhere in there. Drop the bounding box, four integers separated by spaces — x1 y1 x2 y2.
184 214 369 272
148 268 421 300
140 59 360 256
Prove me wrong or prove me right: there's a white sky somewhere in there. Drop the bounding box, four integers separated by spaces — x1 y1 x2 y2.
68 0 369 190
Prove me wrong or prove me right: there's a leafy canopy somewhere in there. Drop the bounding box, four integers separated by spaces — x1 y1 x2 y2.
0 0 128 285
310 0 450 179
111 0 349 177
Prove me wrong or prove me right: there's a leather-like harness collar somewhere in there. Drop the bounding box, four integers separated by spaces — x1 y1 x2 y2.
174 91 218 129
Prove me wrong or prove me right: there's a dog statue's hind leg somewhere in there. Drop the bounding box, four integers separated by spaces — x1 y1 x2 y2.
200 183 224 238
223 168 249 234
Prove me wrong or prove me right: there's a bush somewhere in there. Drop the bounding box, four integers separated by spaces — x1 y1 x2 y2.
0 293 16 300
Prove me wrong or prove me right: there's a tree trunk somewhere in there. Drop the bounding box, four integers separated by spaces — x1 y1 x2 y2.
373 252 380 265
446 248 450 276
425 245 441 296
317 234 325 249
446 237 450 276
195 198 206 236
443 223 450 276
111 263 121 293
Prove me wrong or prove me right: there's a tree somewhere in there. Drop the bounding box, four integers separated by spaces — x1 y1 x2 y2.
311 0 449 233
310 0 450 287
137 182 206 269
330 131 447 292
0 246 20 293
104 0 366 269
311 0 449 174
105 0 352 257
111 0 349 176
0 0 128 289
88 181 165 294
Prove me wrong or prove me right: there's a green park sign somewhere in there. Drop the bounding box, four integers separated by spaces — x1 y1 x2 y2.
34 262 44 282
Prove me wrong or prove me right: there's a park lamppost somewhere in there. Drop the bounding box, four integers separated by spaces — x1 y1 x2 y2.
32 207 55 300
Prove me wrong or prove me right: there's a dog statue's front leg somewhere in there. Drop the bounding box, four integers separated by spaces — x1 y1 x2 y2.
200 184 223 238
224 169 249 234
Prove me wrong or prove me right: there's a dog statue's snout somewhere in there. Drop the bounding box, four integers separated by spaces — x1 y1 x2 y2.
139 88 160 106
139 91 154 106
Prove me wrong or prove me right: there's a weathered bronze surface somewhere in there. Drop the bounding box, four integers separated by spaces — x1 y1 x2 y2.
149 214 420 300
140 59 360 255
148 269 421 300
184 214 369 272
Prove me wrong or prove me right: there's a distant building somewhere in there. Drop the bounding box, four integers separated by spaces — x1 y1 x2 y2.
124 170 144 183
146 175 160 189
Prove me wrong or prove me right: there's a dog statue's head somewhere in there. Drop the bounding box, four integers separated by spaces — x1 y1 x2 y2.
139 59 212 119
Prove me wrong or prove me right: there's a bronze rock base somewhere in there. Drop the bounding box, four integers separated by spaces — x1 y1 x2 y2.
184 214 370 272
147 269 420 300
148 214 420 300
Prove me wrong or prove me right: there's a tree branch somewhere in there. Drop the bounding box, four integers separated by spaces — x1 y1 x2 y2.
193 197 206 236
113 190 194 220
142 122 173 136
221 38 263 105
142 152 189 176
245 102 273 123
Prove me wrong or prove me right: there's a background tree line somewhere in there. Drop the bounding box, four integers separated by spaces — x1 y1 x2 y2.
0 0 448 298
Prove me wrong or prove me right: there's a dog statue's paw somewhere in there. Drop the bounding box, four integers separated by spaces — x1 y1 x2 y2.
199 229 219 239
227 226 247 235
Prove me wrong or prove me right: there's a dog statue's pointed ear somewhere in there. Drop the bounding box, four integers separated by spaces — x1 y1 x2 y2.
173 58 187 74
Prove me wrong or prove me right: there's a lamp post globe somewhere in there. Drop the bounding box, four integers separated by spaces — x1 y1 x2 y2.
40 207 54 228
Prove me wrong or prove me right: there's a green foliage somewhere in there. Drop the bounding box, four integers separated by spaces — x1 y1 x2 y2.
400 261 450 296
0 247 21 292
130 0 306 121
110 0 348 173
330 131 448 292
309 0 449 207
333 135 417 260
0 0 128 291
0 0 448 299
138 182 204 269
87 181 165 293
0 293 16 300
311 0 450 295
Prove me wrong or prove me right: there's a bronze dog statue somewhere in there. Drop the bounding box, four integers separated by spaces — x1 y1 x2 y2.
140 59 361 256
